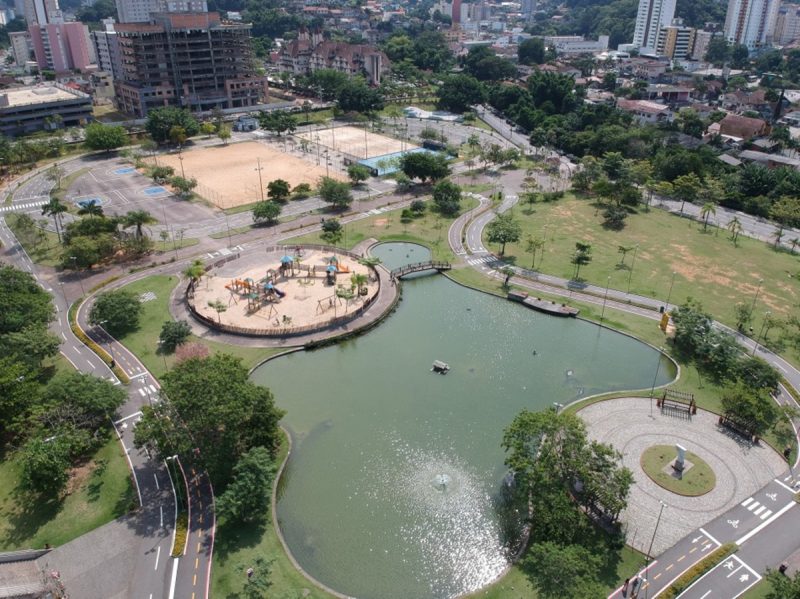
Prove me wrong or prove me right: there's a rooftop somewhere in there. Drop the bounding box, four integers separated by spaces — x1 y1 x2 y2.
0 85 87 109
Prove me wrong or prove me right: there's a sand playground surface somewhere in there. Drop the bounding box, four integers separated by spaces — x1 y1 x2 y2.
192 249 378 331
296 125 417 159
156 142 342 209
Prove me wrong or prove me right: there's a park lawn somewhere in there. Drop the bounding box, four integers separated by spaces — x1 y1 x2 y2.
641 446 716 496
0 434 135 551
6 212 63 267
211 432 336 598
742 578 773 598
153 237 198 253
52 167 91 207
115 274 286 378
495 196 800 356
287 196 478 262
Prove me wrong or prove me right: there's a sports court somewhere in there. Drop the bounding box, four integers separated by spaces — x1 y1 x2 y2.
296 125 417 160
154 142 340 209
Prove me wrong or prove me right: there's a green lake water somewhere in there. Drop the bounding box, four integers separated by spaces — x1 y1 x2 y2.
251 242 675 599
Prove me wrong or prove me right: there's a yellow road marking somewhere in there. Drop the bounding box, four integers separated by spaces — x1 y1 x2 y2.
191 594 195 599
199 514 203 524
677 555 686 562
193 574 197 586
195 558 199 569
665 564 674 571
197 542 201 552
690 548 697 554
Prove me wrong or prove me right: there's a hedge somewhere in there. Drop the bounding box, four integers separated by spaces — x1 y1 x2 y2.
172 513 188 557
68 299 130 384
660 543 737 599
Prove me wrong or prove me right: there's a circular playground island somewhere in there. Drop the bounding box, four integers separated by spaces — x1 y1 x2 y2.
187 246 381 337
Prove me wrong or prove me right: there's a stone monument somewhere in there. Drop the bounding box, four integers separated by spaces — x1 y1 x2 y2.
674 444 686 472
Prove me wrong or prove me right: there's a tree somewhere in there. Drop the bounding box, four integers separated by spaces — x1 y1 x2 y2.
46 163 64 190
523 542 605 599
216 446 276 524
159 320 192 353
571 242 592 279
436 74 486 113
704 37 731 64
208 299 227 323
41 196 67 243
736 356 780 393
518 38 546 65
432 180 462 216
411 30 453 72
170 176 197 199
410 200 426 215
764 568 800 599
252 200 282 225
146 107 199 144
672 172 702 214
400 152 450 183
267 179 291 202
305 68 350 100
318 177 353 209
77 201 104 219
124 209 157 240
769 197 800 248
20 437 71 495
243 557 273 599
175 342 210 363
734 301 753 332
463 46 517 81
292 183 312 199
602 205 628 230
351 273 368 295
527 71 578 114
258 110 296 137
337 79 384 114
727 216 743 246
89 289 143 336
200 122 216 138
151 165 175 183
486 213 521 255
185 259 205 284
169 125 188 148
525 235 545 269
721 383 781 437
84 122 127 152
347 163 371 185
700 201 717 231
217 124 231 146
731 43 750 68
40 371 126 434
320 218 343 245
134 354 284 485
0 265 57 368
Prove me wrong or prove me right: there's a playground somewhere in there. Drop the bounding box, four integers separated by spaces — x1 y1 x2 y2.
296 125 417 160
190 248 379 333
154 142 339 209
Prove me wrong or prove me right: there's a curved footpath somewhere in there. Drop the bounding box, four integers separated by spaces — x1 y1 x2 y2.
454 191 800 599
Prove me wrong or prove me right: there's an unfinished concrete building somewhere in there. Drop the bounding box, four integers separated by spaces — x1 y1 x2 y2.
114 12 268 117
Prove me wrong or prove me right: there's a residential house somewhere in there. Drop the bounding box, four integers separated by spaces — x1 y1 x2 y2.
616 98 673 124
706 113 770 142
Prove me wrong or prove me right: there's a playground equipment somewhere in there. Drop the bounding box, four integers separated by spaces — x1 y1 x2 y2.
265 282 286 299
225 278 256 294
328 255 350 273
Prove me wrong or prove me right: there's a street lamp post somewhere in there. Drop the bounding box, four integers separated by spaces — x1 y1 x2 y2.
255 157 265 201
178 153 185 178
69 256 86 296
649 347 665 416
665 271 677 310
601 275 611 323
644 501 667 599
750 278 764 317
627 244 639 294
752 311 772 356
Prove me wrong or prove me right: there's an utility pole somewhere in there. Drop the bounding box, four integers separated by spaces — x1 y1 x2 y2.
255 157 265 201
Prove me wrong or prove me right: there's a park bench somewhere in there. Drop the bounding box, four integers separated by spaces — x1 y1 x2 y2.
719 414 759 443
656 389 696 419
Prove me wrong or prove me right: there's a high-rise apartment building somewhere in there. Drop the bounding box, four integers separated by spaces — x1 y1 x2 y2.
29 21 93 72
115 0 207 23
521 0 536 23
25 0 59 24
657 20 696 59
774 2 800 44
114 12 267 117
723 0 781 51
632 0 676 53
9 30 32 66
92 18 123 79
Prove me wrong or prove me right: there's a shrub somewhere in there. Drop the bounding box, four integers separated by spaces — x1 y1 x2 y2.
159 320 192 353
660 543 737 599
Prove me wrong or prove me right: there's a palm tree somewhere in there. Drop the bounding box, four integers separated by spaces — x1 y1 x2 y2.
207 299 227 323
124 210 157 240
46 163 64 190
351 273 368 295
185 259 205 285
77 202 104 218
727 216 743 246
525 235 545 269
41 196 67 243
700 201 717 232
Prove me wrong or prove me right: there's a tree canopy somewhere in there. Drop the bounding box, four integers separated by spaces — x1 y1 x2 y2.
146 107 199 144
84 123 128 152
400 151 450 183
436 74 486 114
89 289 143 336
432 180 462 216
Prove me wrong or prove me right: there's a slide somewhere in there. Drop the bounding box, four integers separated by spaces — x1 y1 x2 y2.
337 265 350 274
273 286 286 298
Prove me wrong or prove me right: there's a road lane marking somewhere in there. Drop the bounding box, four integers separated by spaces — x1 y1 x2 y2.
112 421 142 506
741 497 753 507
653 573 661 580
700 591 711 599
154 473 160 490
690 547 697 553
114 411 143 424
736 501 796 545
700 527 722 547
154 546 160 570
160 505 163 528
761 510 772 520
129 371 147 379
193 574 197 586
753 505 765 516
665 564 673 571
677 555 685 562
168 558 179 599
747 501 759 511
195 557 198 569
774 478 797 493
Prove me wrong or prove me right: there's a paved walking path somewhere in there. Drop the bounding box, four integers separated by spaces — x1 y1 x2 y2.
581 398 787 556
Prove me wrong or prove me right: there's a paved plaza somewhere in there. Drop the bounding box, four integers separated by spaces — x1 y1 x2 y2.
581 397 787 555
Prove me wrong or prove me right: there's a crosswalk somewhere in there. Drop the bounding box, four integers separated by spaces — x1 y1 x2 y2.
0 198 48 213
467 255 496 266
137 384 159 397
741 496 774 520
